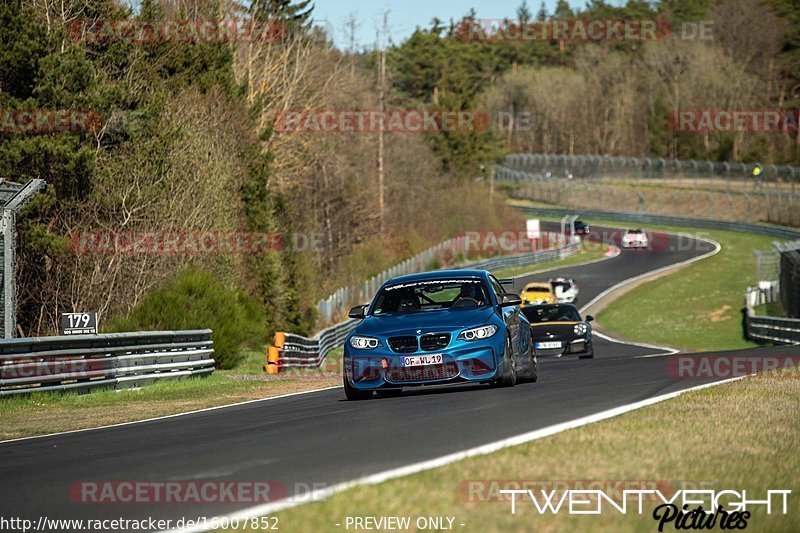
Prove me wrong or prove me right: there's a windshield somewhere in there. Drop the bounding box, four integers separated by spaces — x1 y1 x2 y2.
372 279 490 315
522 305 581 323
524 285 550 293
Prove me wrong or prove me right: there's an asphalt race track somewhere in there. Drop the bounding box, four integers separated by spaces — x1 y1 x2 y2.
0 225 792 531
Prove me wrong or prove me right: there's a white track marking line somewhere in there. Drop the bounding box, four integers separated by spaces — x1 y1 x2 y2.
0 386 340 445
163 375 747 533
592 330 679 357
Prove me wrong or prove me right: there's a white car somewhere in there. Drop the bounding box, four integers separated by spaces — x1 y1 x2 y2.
621 229 649 249
549 277 579 303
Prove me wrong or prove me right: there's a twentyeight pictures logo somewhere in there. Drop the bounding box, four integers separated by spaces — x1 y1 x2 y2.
274 110 491 133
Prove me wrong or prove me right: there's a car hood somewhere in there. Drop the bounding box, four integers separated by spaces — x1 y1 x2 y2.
356 307 496 336
530 322 579 337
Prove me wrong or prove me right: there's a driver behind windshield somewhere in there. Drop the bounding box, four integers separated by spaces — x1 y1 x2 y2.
452 282 486 307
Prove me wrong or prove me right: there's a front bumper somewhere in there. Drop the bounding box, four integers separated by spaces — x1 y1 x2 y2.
534 337 593 358
344 343 502 390
622 240 649 248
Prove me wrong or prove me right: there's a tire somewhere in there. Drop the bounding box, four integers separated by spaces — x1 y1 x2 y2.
343 373 372 400
579 346 594 360
376 388 403 398
519 343 538 383
496 336 517 387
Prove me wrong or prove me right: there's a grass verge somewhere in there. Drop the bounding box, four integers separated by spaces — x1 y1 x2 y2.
0 350 342 441
226 370 799 532
595 227 776 352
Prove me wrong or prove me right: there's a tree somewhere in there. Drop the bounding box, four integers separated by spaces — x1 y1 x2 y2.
249 0 314 34
517 0 533 23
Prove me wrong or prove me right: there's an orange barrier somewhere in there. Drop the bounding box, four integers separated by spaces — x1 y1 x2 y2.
264 334 283 374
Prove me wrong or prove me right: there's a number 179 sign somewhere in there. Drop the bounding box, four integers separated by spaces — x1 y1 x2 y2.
60 312 98 335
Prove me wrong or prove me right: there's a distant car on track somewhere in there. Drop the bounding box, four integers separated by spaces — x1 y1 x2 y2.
520 282 557 305
573 220 590 235
343 270 537 400
549 277 579 303
521 303 594 359
621 229 649 249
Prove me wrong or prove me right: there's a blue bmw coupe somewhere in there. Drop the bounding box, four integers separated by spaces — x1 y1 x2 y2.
343 270 536 400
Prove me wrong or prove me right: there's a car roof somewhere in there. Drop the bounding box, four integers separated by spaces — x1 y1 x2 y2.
383 269 488 286
524 282 551 289
522 302 579 311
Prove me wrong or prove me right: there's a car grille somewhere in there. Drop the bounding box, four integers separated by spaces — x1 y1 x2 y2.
420 333 450 351
386 362 459 382
388 336 418 353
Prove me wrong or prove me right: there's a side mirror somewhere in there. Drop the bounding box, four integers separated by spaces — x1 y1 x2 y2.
585 315 594 322
500 294 522 307
348 305 367 319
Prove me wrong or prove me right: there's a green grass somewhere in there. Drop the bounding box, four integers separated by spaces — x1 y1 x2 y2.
595 228 776 352
223 371 800 533
492 243 610 279
753 301 786 317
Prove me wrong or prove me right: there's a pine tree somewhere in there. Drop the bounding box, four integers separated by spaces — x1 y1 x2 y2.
250 0 314 33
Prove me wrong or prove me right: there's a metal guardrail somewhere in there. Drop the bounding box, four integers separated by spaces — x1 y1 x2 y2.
497 157 800 226
503 153 800 182
508 204 800 240
269 241 582 371
273 320 358 369
744 287 800 345
0 330 215 396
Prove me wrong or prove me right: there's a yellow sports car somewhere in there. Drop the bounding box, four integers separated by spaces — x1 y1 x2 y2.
520 282 557 305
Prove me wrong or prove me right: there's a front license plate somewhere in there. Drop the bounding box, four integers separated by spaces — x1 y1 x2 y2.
536 341 562 349
403 354 443 367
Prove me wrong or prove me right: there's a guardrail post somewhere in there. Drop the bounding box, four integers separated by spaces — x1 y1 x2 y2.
266 346 280 374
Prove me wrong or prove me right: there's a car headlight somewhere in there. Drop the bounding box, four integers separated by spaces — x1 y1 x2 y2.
349 336 381 350
458 325 498 341
574 323 588 335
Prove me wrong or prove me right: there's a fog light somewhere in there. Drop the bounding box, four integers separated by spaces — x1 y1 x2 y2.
467 359 492 375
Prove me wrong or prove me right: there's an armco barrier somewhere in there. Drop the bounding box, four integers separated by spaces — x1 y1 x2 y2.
267 241 581 371
0 330 215 396
745 287 800 345
505 201 800 240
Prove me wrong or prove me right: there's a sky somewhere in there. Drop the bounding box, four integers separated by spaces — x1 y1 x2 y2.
310 0 581 49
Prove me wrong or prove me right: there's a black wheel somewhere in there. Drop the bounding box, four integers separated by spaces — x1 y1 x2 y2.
376 388 403 398
496 336 517 387
579 344 594 359
519 343 538 383
343 373 372 400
